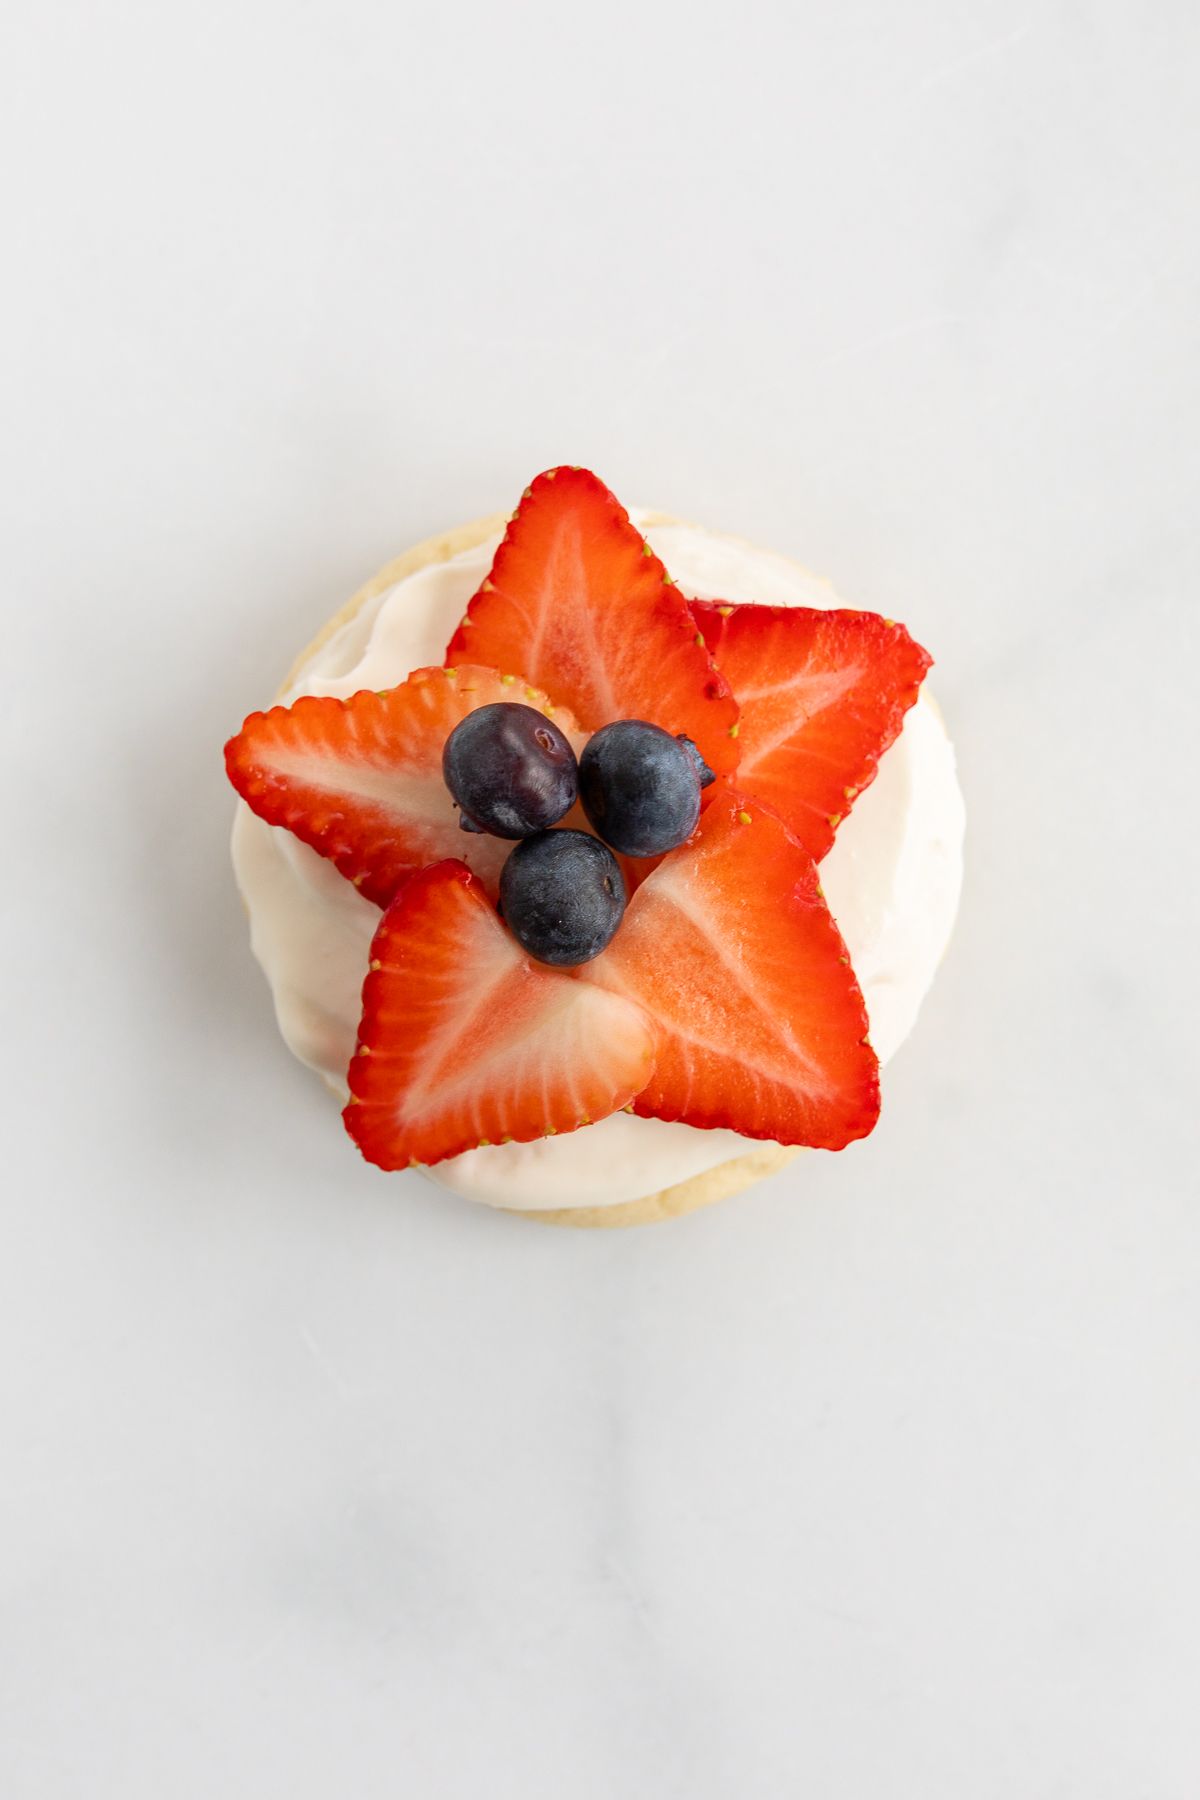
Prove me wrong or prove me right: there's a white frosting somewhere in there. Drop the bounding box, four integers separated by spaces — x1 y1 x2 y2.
231 515 965 1211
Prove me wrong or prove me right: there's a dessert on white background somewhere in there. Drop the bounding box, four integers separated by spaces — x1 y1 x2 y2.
228 471 964 1225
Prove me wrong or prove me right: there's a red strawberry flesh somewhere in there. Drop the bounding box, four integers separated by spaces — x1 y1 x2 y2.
692 601 931 861
344 862 657 1169
446 467 739 776
590 794 880 1148
226 665 585 907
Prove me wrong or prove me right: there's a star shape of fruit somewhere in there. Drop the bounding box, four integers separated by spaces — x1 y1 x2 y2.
226 468 932 1172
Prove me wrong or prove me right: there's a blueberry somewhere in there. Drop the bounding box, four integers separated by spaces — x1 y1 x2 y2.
578 720 703 857
443 703 577 838
499 830 626 967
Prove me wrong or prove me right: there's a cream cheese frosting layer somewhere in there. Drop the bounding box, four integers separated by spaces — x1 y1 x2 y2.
231 514 965 1211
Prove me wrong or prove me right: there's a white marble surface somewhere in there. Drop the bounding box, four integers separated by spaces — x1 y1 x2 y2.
3 3 1199 1794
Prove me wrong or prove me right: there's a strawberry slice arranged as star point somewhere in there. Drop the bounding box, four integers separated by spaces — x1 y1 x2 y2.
447 467 740 775
226 665 585 907
343 862 657 1169
692 600 931 861
590 793 880 1148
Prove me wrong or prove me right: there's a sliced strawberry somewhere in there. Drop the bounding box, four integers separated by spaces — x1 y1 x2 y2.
446 467 740 775
226 665 584 907
590 795 879 1148
692 601 931 861
344 862 657 1169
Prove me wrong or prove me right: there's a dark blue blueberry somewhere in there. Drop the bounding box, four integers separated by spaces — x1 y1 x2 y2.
578 720 703 857
442 703 577 839
498 830 626 967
